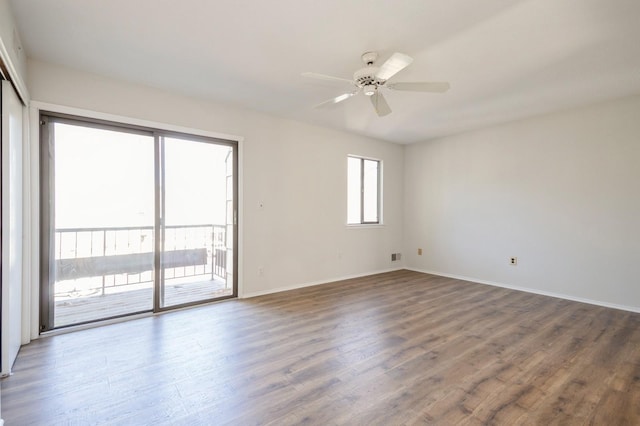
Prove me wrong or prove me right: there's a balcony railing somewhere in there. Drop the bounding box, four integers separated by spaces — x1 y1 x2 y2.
54 224 227 298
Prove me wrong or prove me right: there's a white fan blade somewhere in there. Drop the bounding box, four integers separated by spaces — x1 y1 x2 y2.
375 52 413 81
302 72 354 85
387 82 450 93
370 91 392 116
314 90 359 108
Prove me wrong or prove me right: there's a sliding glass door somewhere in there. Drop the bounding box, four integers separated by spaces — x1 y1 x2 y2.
41 118 155 328
159 136 235 308
40 113 237 330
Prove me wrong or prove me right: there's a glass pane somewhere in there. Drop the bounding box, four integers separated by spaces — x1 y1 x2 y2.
347 157 361 224
162 137 234 307
53 122 154 327
363 159 379 223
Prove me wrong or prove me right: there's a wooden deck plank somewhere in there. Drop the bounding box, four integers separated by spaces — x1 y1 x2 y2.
55 278 232 327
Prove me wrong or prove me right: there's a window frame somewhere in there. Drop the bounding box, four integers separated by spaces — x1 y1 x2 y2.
347 155 382 226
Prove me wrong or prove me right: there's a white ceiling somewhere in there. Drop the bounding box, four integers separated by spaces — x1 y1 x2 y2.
9 0 640 144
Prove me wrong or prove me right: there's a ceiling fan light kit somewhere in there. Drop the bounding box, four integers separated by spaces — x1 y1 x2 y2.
363 84 376 96
303 51 450 116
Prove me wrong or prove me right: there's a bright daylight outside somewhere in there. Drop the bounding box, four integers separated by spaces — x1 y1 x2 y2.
347 156 380 224
52 122 233 328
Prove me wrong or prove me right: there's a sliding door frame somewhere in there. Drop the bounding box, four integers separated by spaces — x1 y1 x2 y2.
39 111 239 331
155 131 238 312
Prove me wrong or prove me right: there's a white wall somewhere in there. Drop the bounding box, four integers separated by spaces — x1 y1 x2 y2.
404 95 640 311
25 58 639 317
27 59 405 298
0 0 28 101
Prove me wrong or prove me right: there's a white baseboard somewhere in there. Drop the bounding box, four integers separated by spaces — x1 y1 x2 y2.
241 267 404 299
406 267 640 314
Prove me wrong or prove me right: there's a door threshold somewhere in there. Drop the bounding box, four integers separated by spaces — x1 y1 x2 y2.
39 312 154 338
38 295 238 339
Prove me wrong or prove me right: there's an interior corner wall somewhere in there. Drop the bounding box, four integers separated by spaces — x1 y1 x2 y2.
26 59 405 298
404 95 640 311
0 0 28 101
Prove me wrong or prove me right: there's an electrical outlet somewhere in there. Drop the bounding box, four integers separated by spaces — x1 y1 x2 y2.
258 267 264 276
418 248 423 256
391 253 397 261
510 257 517 265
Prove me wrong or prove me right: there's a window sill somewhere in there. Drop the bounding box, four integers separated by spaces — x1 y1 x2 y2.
346 223 385 229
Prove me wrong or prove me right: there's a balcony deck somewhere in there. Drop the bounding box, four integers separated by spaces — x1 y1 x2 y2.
55 278 232 328
50 224 231 328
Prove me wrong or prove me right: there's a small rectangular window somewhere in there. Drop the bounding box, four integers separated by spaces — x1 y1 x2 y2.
348 156 381 224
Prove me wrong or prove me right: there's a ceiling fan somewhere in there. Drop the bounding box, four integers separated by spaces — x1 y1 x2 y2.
302 51 450 117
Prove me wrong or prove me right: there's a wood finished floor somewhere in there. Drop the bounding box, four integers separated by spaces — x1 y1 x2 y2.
2 270 639 425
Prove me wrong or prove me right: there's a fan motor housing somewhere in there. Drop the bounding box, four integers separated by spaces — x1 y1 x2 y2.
353 67 382 87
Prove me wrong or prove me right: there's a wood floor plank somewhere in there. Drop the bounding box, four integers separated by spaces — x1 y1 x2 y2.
2 270 639 425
